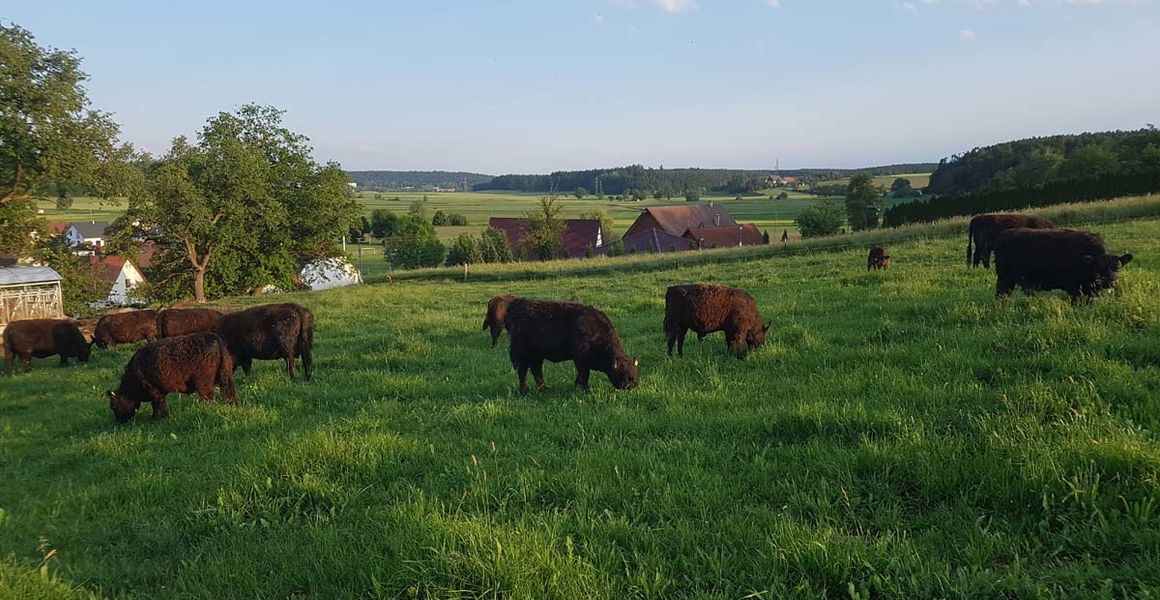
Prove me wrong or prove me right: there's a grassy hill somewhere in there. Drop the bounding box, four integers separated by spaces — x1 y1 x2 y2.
3 201 1159 598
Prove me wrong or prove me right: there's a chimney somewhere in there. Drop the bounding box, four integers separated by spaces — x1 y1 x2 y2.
714 213 720 226
709 200 714 207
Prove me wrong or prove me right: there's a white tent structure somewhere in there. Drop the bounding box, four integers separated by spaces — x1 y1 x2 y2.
299 257 362 291
1 266 64 333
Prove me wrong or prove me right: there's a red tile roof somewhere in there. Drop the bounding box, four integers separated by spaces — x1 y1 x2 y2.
632 204 738 237
684 223 765 249
89 255 128 283
137 241 157 269
488 218 602 259
48 222 71 235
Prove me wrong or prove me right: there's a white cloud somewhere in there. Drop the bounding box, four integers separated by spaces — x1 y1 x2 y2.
764 0 782 8
959 28 977 40
650 0 698 12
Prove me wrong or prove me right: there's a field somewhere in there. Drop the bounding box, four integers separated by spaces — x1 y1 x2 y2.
815 172 932 191
356 190 829 240
3 200 1159 598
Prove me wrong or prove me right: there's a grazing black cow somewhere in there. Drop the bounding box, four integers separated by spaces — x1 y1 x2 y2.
107 332 238 423
993 227 1133 304
482 295 517 347
3 319 91 375
216 303 314 381
504 298 638 392
867 246 890 271
664 284 770 359
967 214 1055 268
158 308 223 338
93 309 160 349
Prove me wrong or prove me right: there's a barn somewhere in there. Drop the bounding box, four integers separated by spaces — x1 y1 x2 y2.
0 266 65 333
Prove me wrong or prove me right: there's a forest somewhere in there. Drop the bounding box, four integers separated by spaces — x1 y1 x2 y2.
474 163 937 195
346 170 493 191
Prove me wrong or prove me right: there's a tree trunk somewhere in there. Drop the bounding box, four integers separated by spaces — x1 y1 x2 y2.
193 267 207 303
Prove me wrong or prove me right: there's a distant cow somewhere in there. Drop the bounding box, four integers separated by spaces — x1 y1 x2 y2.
217 303 314 381
504 298 638 392
664 284 770 359
3 319 92 375
482 295 517 347
993 228 1133 304
967 214 1055 268
158 308 223 338
93 309 160 349
107 332 238 423
867 246 890 271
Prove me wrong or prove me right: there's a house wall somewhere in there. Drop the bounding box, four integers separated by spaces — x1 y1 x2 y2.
106 264 145 305
623 213 662 238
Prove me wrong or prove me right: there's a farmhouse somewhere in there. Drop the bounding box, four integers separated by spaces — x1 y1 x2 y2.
89 255 146 307
489 217 603 259
49 222 84 247
0 266 64 333
614 204 765 253
71 221 110 253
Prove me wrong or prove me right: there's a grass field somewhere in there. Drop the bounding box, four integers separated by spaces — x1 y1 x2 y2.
356 190 829 239
3 202 1159 597
815 172 932 191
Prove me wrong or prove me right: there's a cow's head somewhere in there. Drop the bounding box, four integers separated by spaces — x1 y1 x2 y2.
746 322 772 352
609 356 639 390
1086 253 1133 290
78 339 93 362
107 390 139 424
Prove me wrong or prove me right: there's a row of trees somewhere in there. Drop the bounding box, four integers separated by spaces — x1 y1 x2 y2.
1 23 361 304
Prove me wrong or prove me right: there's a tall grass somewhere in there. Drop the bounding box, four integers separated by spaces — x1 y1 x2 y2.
1 211 1158 598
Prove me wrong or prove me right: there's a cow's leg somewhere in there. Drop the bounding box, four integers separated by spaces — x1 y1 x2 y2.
531 360 545 390
151 394 169 421
59 354 69 367
3 352 12 376
666 329 677 357
516 362 529 394
241 357 252 376
284 337 298 381
677 328 689 357
21 354 32 372
574 363 590 391
996 278 1014 298
195 375 215 403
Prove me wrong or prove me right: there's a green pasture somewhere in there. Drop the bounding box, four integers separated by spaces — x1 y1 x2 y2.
2 201 1159 598
815 172 932 191
30 197 125 225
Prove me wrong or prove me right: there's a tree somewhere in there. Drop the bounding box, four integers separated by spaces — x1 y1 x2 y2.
432 210 448 226
578 209 615 244
479 227 514 263
370 209 398 238
445 233 483 266
889 178 916 198
795 201 845 238
777 191 789 200
762 230 770 244
361 215 372 234
632 189 647 201
409 197 427 216
55 184 74 210
383 214 444 269
1060 145 1121 180
684 188 701 202
573 186 588 200
448 213 468 226
523 196 565 260
32 234 105 316
845 173 881 231
0 24 137 207
114 105 358 302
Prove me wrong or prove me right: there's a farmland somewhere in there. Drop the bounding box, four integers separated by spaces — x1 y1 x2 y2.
815 172 932 191
3 198 1159 598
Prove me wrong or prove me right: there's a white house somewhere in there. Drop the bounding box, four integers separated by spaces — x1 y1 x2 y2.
299 257 362 291
72 221 110 252
89 256 146 307
48 223 84 247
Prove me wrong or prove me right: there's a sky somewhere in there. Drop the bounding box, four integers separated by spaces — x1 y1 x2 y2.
5 0 1159 174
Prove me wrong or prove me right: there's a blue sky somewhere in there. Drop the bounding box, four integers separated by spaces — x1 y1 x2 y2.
5 1 1158 173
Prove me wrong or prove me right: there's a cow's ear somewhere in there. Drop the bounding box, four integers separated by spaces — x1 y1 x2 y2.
632 357 639 367
1120 253 1133 266
763 321 771 332
1082 255 1095 265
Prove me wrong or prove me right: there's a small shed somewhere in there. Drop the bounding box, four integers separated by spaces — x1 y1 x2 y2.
0 266 64 333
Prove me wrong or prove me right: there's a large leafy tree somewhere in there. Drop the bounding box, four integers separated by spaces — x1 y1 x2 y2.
113 105 358 302
523 196 564 260
0 23 135 206
844 173 881 231
382 214 444 269
795 201 845 238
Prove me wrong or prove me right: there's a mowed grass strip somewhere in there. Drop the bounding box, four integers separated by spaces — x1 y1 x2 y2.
2 219 1159 598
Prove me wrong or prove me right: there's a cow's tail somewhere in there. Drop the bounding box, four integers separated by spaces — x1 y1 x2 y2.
215 334 238 404
299 307 314 381
966 220 975 266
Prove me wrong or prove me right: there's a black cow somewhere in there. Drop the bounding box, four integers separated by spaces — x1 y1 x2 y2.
993 227 1133 304
108 332 238 423
504 298 638 392
664 284 770 359
966 214 1055 268
158 308 223 338
217 303 314 381
3 319 91 375
867 246 890 271
93 309 160 349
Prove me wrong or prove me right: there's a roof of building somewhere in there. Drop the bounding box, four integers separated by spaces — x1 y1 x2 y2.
72 221 110 239
0 266 63 286
637 204 738 236
619 228 697 254
89 255 130 283
685 223 765 249
48 222 73 235
137 241 157 269
488 217 602 258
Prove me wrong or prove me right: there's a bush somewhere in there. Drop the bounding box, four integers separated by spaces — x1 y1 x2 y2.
446 233 483 266
383 214 445 269
795 201 845 238
432 210 448 226
479 227 514 263
448 213 468 226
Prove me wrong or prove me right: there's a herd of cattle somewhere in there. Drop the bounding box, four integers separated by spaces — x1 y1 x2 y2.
1 212 1136 419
